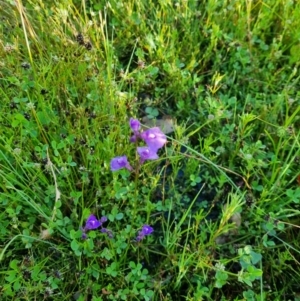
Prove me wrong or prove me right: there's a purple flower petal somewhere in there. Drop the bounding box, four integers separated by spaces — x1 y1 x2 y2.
136 224 154 241
137 146 159 164
136 233 144 242
84 214 101 230
141 224 154 235
130 134 140 143
129 118 141 133
140 127 166 151
110 156 132 171
100 216 108 223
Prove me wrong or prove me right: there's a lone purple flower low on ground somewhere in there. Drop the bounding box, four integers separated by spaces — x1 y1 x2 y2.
110 156 133 171
84 214 101 231
136 224 154 241
140 127 167 151
137 146 159 164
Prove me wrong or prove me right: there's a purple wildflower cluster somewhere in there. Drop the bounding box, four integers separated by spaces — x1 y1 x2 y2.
82 214 113 239
110 118 167 171
104 118 159 243
82 215 153 241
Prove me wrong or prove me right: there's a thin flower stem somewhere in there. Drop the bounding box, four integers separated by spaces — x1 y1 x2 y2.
46 148 61 221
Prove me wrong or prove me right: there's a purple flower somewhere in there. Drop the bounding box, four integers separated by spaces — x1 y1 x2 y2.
84 214 101 231
130 134 139 143
82 215 108 239
110 156 133 171
100 216 108 223
137 146 159 164
140 127 166 151
136 224 154 241
141 225 154 235
129 118 141 133
129 119 141 143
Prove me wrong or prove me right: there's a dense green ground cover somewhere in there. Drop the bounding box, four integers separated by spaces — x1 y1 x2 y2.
0 0 300 300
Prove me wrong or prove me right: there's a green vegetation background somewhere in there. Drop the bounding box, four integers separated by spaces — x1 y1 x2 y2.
0 0 300 300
